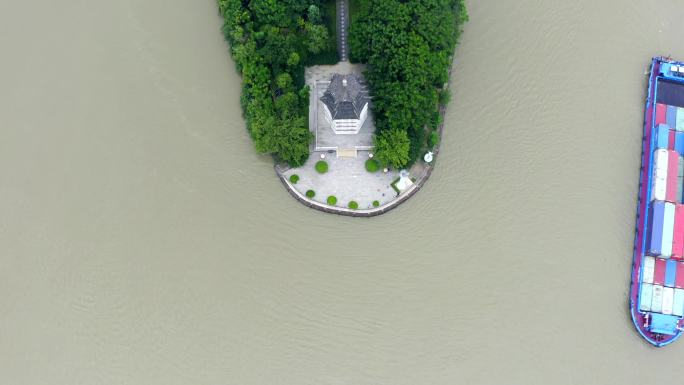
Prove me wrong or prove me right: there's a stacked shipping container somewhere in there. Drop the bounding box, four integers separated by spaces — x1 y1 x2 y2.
656 103 684 131
640 252 684 316
674 206 684 256
640 108 684 318
650 149 684 203
645 201 675 257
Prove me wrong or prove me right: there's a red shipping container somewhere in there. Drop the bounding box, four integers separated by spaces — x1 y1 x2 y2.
673 205 684 258
657 103 668 125
667 151 680 202
670 130 677 151
677 263 684 288
655 258 667 285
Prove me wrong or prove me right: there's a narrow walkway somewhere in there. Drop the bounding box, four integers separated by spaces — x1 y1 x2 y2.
336 0 349 61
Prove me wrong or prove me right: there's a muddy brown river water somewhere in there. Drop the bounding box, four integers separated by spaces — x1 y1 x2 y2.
3 0 684 384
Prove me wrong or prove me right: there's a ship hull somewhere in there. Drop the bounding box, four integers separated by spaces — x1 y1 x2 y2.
629 57 684 347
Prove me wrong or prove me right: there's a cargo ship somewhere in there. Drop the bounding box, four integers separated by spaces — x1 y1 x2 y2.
630 57 684 347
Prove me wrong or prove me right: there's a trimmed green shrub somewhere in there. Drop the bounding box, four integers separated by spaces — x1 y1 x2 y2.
365 159 380 173
438 89 451 107
306 189 315 198
372 200 380 207
430 110 442 130
428 132 440 149
327 195 337 205
289 174 300 184
348 201 358 209
315 160 328 174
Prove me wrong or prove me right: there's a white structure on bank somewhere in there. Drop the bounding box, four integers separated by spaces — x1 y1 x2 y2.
395 170 414 193
320 73 370 135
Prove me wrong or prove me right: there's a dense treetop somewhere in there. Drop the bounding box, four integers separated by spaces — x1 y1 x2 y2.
350 0 468 167
217 0 335 166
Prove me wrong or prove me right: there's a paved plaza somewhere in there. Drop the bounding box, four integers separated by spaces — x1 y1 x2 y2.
294 63 404 210
283 151 399 209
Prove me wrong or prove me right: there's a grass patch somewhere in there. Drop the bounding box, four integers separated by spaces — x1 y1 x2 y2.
349 0 361 25
372 200 380 207
365 159 379 173
315 160 329 174
289 174 299 184
324 0 337 41
306 189 315 198
348 201 358 209
347 0 362 64
305 49 339 66
327 195 337 205
390 177 401 195
305 1 339 65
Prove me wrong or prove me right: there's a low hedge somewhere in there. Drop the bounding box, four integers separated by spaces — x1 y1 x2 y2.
315 161 328 174
390 177 401 195
289 174 299 184
327 195 337 205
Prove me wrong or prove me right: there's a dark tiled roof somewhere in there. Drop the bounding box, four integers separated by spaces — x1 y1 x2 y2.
320 73 369 120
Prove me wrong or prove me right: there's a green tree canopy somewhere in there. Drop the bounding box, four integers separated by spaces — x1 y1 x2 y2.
217 0 330 166
287 52 300 67
308 4 322 24
305 23 330 54
374 128 410 168
276 72 293 90
350 0 467 164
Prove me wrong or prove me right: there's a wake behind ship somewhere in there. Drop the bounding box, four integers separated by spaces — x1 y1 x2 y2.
630 57 684 347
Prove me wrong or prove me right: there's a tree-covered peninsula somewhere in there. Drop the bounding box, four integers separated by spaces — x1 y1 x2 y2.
217 0 335 166
218 0 467 169
350 0 468 166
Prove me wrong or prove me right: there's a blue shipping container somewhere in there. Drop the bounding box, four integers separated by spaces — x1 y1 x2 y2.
666 259 678 287
668 105 679 130
657 124 670 149
676 132 684 156
648 201 666 256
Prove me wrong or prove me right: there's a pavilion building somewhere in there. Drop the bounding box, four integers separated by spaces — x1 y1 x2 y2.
320 73 369 135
